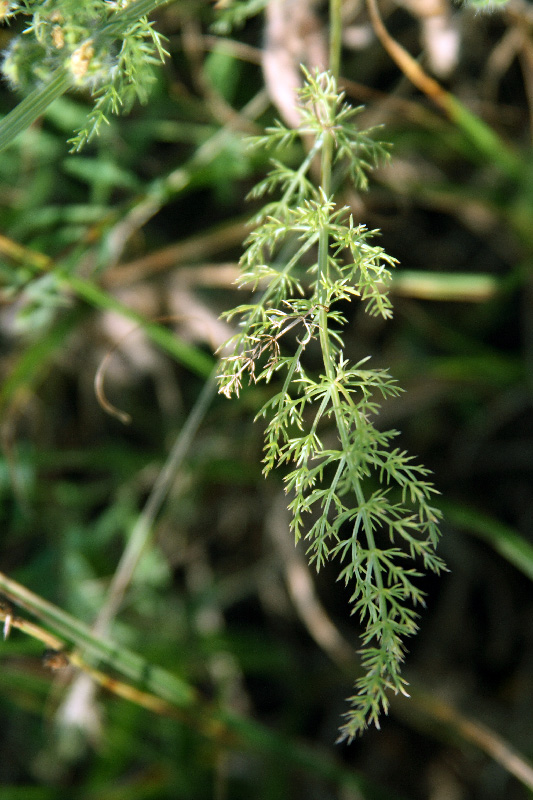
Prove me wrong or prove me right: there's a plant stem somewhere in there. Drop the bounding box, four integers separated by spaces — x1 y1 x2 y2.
99 0 171 37
0 570 198 708
0 69 71 153
316 87 335 378
329 0 343 81
313 58 388 657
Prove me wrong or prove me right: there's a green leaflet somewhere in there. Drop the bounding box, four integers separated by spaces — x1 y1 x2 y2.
218 68 445 739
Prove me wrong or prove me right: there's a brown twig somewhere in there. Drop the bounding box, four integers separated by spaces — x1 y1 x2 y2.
365 0 451 114
102 220 248 288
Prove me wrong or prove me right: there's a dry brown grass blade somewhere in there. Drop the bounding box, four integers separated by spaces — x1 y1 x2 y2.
103 220 248 288
94 338 134 425
366 0 452 114
0 600 179 718
405 688 533 791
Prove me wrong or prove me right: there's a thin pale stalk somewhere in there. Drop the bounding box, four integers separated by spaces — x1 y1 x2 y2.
94 369 219 634
314 83 388 654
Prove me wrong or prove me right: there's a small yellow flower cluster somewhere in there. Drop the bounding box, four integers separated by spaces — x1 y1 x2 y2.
52 26 65 49
51 10 65 49
0 1 17 21
69 40 95 79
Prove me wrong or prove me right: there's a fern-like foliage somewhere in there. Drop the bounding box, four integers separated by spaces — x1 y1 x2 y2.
218 68 445 740
1 0 168 150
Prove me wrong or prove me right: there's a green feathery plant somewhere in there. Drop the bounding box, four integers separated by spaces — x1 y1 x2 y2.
0 0 169 151
217 68 445 740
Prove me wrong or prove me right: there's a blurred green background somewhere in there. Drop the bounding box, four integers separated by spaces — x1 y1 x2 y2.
1 1 533 798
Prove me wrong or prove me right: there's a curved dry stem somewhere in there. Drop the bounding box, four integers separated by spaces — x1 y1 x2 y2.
364 0 522 181
94 344 133 425
95 313 205 426
406 688 533 792
365 0 451 113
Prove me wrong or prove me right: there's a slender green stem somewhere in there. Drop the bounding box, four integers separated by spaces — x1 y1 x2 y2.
313 78 386 614
0 69 72 153
317 100 335 377
329 376 386 615
329 0 343 81
280 137 324 207
313 68 388 638
98 0 172 37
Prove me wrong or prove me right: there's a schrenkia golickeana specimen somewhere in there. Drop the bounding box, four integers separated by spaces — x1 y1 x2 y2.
217 68 445 740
